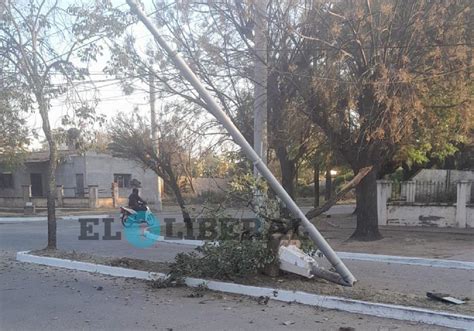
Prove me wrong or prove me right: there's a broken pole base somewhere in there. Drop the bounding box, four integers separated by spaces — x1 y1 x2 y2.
310 265 353 287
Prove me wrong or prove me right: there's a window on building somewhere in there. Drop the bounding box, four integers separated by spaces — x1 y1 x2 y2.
0 173 14 189
114 174 132 188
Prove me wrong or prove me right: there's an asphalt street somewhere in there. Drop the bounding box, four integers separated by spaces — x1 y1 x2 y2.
1 218 472 299
0 249 451 331
0 216 472 330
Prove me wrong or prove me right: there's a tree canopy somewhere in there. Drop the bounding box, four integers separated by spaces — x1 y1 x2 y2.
283 0 472 239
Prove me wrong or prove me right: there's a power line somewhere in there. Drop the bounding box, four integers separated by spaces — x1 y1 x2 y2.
40 3 130 40
43 4 161 64
62 90 149 104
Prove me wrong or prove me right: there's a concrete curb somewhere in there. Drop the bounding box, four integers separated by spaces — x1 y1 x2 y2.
144 230 206 246
16 251 164 280
61 215 112 221
16 251 474 330
0 215 112 223
337 252 474 270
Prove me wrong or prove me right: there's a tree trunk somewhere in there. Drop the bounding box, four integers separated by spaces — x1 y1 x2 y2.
352 203 358 215
325 167 332 201
313 162 320 207
350 167 382 241
38 96 57 249
281 160 295 199
277 148 296 199
167 177 193 238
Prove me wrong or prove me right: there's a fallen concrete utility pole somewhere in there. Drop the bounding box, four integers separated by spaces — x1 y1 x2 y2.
126 0 356 286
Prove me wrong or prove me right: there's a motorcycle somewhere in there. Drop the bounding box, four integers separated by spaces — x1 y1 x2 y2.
120 202 158 228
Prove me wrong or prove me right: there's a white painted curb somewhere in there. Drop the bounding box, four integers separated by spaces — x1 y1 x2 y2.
61 215 112 221
184 278 474 330
337 252 474 271
144 230 206 246
16 251 164 280
0 215 112 223
16 251 474 330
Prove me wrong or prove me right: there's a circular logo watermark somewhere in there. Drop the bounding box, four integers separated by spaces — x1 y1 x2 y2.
123 212 160 249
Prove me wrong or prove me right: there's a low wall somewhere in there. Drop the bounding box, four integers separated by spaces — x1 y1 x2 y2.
0 197 24 208
0 196 128 209
31 198 47 208
62 198 89 208
387 203 457 227
97 197 113 208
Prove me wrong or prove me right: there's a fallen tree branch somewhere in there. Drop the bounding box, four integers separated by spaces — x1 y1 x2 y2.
305 166 373 220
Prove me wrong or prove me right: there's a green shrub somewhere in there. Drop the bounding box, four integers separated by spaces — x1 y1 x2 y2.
386 168 404 183
168 240 277 280
296 185 314 197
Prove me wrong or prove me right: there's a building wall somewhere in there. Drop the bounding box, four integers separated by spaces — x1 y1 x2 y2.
83 152 159 204
0 162 48 197
0 168 23 197
190 178 229 195
1 153 159 208
55 155 86 197
413 169 474 183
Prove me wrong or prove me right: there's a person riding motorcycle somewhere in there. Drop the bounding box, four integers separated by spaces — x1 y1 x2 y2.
128 188 147 212
122 188 160 246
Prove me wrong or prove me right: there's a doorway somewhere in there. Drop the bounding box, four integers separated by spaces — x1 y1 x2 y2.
76 173 84 197
30 173 43 197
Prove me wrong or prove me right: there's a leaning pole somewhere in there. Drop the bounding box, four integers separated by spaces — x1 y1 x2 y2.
126 0 356 286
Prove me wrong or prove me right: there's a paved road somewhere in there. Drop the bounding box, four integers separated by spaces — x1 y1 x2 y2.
0 250 450 331
1 218 472 300
0 205 355 223
0 217 472 330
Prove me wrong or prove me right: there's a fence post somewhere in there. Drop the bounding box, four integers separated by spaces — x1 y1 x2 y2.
377 180 392 226
56 185 64 208
456 181 471 228
400 182 406 200
88 185 99 209
22 185 31 203
22 185 35 215
112 182 119 208
406 181 416 203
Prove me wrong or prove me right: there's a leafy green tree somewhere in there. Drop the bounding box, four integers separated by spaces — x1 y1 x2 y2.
0 0 128 248
0 87 31 168
108 108 205 236
290 0 472 240
111 1 470 242
111 1 322 198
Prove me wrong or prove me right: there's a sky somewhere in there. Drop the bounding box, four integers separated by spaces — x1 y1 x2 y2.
18 0 232 155
26 0 167 149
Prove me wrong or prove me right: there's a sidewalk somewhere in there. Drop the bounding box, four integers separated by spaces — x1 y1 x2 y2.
312 215 474 261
